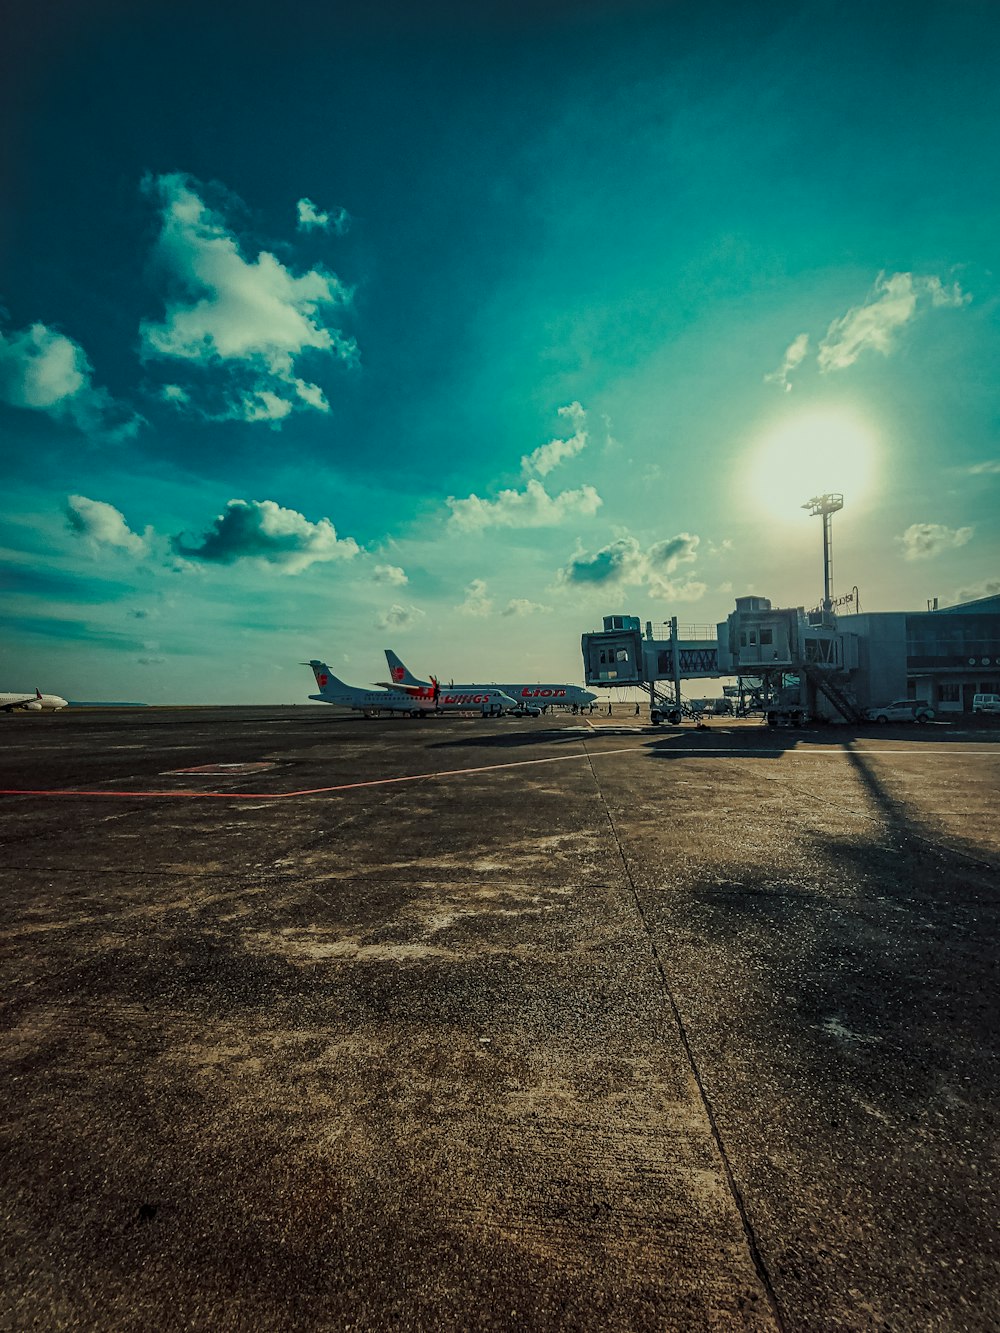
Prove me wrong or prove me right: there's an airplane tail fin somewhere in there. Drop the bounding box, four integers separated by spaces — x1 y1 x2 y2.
35 688 42 699
303 660 346 692
384 648 424 687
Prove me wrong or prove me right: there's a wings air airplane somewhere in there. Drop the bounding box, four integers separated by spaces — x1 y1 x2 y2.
1 688 69 713
383 650 598 714
305 662 517 718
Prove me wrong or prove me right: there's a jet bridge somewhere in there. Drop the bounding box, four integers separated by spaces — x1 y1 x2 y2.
582 597 870 725
581 615 722 722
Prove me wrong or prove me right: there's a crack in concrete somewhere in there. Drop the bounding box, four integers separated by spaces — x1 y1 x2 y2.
582 739 788 1333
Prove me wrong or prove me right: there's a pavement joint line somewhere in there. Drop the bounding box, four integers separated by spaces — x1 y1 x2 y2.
0 743 996 801
581 740 788 1331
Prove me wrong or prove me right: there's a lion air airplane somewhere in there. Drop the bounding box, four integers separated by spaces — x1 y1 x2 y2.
384 650 598 713
1 688 69 713
305 662 517 718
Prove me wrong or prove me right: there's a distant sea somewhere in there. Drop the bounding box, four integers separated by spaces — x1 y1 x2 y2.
68 702 148 708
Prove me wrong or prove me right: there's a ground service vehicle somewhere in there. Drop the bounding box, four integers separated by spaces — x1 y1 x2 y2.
865 699 935 724
972 693 1000 714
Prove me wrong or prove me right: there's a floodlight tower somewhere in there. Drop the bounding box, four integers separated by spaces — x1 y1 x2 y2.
802 493 844 612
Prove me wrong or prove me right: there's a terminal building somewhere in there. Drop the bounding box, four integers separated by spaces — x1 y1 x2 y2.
582 593 1000 724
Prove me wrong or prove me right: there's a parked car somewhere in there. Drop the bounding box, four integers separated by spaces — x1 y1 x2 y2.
973 693 1000 714
866 699 935 724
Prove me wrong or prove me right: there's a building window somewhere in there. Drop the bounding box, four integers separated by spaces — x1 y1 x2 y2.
938 683 960 702
760 629 773 646
739 631 747 647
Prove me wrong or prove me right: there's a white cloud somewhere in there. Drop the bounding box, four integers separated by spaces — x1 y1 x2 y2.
0 320 139 438
161 383 190 405
296 197 350 234
522 401 588 477
967 459 1000 475
899 522 974 561
140 173 356 424
172 498 360 573
372 563 408 586
764 332 809 392
501 598 550 617
65 495 149 556
456 579 493 617
374 603 425 631
952 580 1000 603
447 478 602 531
818 271 971 374
240 389 294 423
559 531 705 602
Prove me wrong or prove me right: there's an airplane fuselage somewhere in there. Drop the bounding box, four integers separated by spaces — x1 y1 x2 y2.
305 662 515 717
383 649 596 712
1 691 69 713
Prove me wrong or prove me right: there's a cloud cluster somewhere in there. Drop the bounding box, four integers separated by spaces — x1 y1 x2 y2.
447 478 602 532
374 604 424 631
953 579 1000 603
521 402 587 477
372 563 408 586
296 197 350 234
899 522 974 561
763 333 809 393
172 498 360 573
141 173 356 424
456 579 493 616
766 271 971 389
560 532 705 601
0 320 139 438
501 597 550 617
65 495 149 555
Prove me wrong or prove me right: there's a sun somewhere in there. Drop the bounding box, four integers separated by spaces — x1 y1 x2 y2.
746 408 879 521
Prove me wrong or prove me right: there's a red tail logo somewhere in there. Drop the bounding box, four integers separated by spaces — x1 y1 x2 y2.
391 665 405 682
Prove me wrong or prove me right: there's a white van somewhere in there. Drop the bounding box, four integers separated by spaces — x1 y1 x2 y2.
972 693 1000 714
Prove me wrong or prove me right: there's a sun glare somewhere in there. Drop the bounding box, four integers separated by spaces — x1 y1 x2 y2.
746 409 879 521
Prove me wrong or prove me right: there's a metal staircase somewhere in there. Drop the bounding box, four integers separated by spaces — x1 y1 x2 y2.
801 662 864 724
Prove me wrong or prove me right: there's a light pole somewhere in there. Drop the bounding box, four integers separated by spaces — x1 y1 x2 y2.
802 493 844 612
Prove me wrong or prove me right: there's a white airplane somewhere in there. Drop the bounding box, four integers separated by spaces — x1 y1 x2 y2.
305 662 517 718
383 649 598 714
1 687 69 713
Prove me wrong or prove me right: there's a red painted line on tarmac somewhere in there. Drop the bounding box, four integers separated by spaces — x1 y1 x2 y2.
0 743 647 801
1 743 995 802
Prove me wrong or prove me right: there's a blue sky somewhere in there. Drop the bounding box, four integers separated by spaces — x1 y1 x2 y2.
2 0 998 702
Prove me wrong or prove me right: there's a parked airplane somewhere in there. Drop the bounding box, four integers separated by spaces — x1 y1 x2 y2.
1 687 69 713
305 662 517 718
384 650 598 713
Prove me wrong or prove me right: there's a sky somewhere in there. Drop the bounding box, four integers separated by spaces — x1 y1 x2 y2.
1 0 998 703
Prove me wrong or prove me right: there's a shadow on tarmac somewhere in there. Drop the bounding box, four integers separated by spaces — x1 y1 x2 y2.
428 719 995 757
655 737 1000 1317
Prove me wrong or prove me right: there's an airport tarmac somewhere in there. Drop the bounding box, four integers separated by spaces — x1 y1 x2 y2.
1 706 998 1331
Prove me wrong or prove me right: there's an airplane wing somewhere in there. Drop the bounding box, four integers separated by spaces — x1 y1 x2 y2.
373 681 434 698
2 694 40 712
